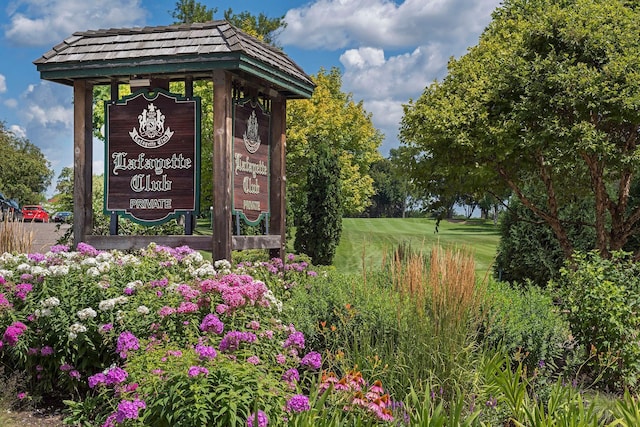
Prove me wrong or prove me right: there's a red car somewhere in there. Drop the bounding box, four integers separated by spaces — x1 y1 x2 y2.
22 205 50 222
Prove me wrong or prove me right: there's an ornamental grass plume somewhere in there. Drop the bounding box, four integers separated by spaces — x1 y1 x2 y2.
428 245 480 336
0 216 33 254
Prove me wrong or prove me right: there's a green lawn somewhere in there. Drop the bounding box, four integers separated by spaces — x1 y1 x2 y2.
334 217 501 276
196 216 501 277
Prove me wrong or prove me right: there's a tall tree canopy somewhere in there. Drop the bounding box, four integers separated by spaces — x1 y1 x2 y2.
0 122 53 204
287 67 383 218
400 0 640 259
171 0 215 24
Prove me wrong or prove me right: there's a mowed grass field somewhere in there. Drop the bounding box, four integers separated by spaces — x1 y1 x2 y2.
334 217 501 276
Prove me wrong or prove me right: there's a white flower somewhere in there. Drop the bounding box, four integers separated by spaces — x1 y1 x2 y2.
0 269 13 279
120 254 141 265
30 266 48 277
35 308 52 318
126 280 142 291
96 252 113 263
77 307 97 320
86 267 100 277
98 296 127 311
68 322 87 339
81 258 97 267
48 265 69 276
16 263 31 272
263 289 283 313
116 310 125 322
191 264 216 279
98 299 116 311
0 253 21 263
183 252 204 265
136 305 150 315
97 262 111 273
41 297 60 308
214 259 232 271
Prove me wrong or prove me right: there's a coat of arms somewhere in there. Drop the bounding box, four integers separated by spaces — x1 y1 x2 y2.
243 110 261 154
129 103 174 148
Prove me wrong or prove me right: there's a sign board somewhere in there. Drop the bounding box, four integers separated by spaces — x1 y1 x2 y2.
105 90 200 224
233 99 270 225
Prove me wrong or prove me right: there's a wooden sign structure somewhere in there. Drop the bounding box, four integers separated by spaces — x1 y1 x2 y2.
34 21 315 261
105 90 200 225
233 99 270 227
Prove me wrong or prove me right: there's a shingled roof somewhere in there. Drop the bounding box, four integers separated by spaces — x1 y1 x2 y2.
34 20 314 99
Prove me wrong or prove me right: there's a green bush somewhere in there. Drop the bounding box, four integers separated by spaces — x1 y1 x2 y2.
551 251 640 391
494 196 595 287
479 279 572 373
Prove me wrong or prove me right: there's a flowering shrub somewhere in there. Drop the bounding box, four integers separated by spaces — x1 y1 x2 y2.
0 243 398 426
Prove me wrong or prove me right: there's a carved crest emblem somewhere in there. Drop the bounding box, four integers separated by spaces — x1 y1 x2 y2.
243 110 261 154
129 103 174 148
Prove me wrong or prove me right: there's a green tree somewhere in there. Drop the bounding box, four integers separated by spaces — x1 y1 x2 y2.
54 166 74 212
223 9 285 46
287 67 383 218
400 0 640 259
0 122 53 204
294 141 342 265
171 0 215 24
365 158 408 218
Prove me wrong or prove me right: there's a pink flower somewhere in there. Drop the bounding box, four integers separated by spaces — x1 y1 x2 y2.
158 306 175 317
248 320 260 330
247 410 268 427
3 321 27 346
188 366 209 377
247 355 260 365
286 394 310 413
116 331 139 358
0 293 12 310
301 351 322 370
177 301 198 314
199 314 224 334
115 398 146 423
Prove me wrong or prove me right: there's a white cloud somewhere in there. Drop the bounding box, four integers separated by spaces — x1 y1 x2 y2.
340 47 386 69
5 0 147 47
340 44 447 100
0 75 6 93
281 0 500 51
338 44 449 155
4 99 18 108
281 0 502 156
9 125 26 139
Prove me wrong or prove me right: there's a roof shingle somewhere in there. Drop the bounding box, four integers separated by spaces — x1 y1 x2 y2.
34 20 314 99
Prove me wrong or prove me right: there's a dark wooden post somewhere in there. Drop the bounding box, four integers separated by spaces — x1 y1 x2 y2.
212 70 233 261
73 80 94 248
270 96 287 260
184 75 195 235
109 79 119 236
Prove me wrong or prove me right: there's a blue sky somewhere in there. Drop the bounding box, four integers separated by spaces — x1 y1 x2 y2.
0 0 501 196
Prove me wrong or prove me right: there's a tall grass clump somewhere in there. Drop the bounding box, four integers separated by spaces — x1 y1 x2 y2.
283 242 486 402
0 217 32 254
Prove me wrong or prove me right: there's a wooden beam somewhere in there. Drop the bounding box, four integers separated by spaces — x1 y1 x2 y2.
72 80 94 247
269 95 287 259
212 70 233 261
